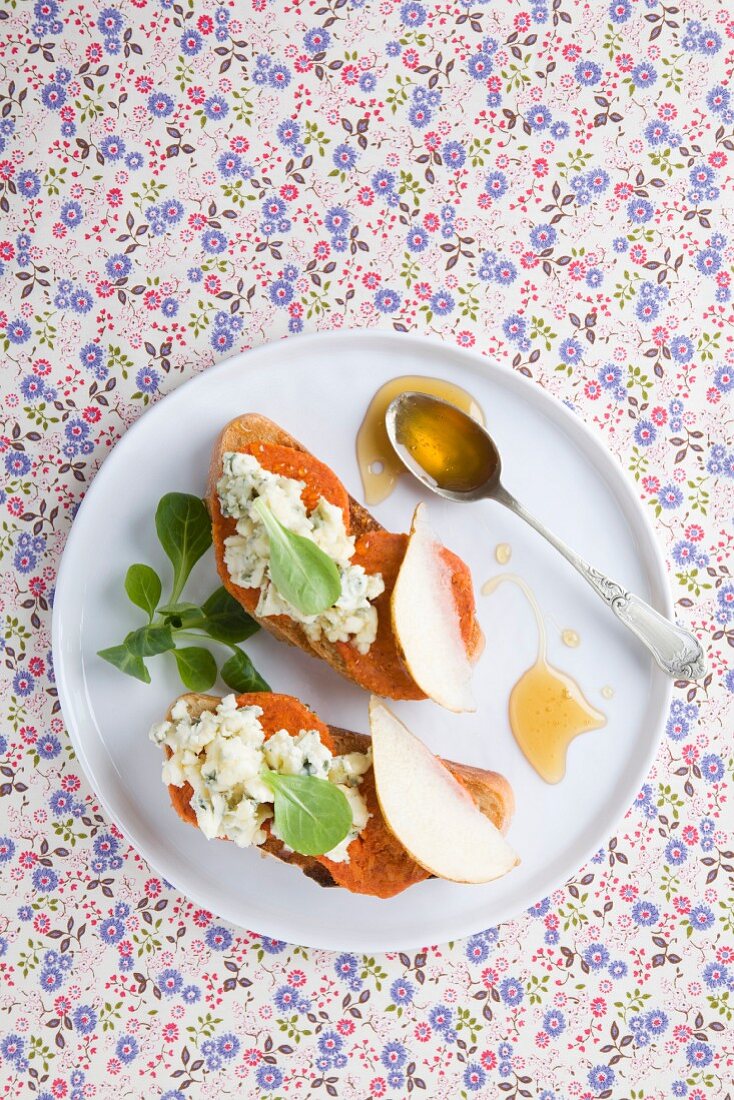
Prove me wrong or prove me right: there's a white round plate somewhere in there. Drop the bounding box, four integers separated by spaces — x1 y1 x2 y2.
53 330 671 951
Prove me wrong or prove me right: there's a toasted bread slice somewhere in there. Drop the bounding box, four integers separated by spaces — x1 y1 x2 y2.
161 693 514 899
208 414 483 700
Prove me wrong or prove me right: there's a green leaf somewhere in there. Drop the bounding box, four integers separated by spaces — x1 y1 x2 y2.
160 602 205 630
124 563 161 620
155 493 212 602
199 586 259 644
252 498 341 616
220 649 270 693
158 601 200 616
173 647 217 691
261 771 352 856
124 624 174 657
98 644 151 683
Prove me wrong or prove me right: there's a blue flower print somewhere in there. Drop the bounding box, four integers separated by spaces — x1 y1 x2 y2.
430 288 455 315
428 1004 453 1031
628 198 653 223
202 228 227 253
204 95 229 121
576 60 601 85
148 92 175 118
256 1064 283 1090
559 338 582 365
99 135 126 160
304 27 331 54
485 170 508 198
499 977 524 1005
631 62 657 88
530 224 556 249
657 484 683 509
464 1063 487 1090
442 140 466 168
389 977 414 1004
206 925 233 950
381 1040 407 1069
333 143 358 170
543 1009 566 1035
686 1040 712 1067
633 420 656 446
6 318 32 344
106 253 132 279
73 1004 97 1034
584 943 610 970
631 900 659 925
135 367 160 394
588 1065 615 1089
180 29 202 56
401 2 426 27
116 1034 138 1063
375 287 401 313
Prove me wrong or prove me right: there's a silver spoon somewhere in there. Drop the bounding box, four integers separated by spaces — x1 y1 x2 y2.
385 391 706 681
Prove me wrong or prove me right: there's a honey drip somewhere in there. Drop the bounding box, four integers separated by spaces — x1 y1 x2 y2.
495 542 512 565
561 628 580 648
482 574 605 784
601 685 615 700
356 376 485 505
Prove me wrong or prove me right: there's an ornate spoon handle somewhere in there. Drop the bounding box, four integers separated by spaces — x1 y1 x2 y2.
493 486 706 681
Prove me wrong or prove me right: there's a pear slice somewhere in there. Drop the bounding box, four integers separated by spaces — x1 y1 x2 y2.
369 698 519 884
391 502 475 712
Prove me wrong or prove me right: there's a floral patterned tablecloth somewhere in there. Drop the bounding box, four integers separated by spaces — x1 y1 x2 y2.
1 0 733 1097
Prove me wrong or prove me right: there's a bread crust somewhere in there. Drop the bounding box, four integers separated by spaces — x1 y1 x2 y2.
207 413 483 698
161 692 514 897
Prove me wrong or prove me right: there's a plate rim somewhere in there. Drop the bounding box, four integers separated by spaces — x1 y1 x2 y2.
52 328 673 950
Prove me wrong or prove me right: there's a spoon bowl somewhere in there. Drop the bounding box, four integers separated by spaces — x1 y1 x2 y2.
386 391 503 502
385 391 706 681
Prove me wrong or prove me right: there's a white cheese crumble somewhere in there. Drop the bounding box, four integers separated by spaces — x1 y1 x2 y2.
217 451 384 654
150 694 371 862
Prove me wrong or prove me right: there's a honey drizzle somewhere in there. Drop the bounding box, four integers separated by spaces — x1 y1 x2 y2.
482 574 606 784
495 542 512 565
356 376 485 505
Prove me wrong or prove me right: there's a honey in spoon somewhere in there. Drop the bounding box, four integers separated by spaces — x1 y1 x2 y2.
482 574 605 784
357 377 485 505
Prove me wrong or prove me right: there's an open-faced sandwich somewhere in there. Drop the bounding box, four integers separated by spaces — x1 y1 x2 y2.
150 692 518 899
209 415 484 711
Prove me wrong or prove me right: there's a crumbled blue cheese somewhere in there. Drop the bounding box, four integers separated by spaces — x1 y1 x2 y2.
150 694 371 862
217 451 384 654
